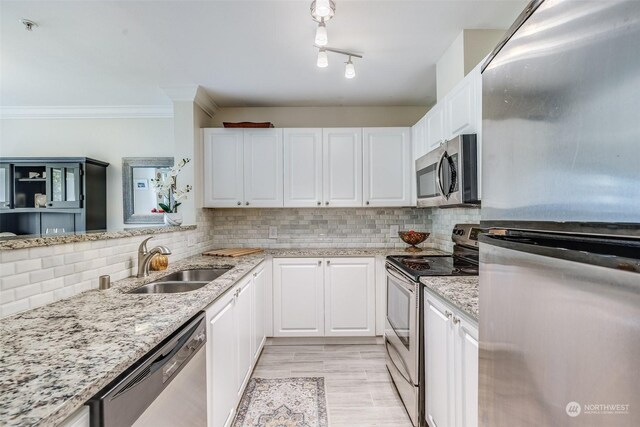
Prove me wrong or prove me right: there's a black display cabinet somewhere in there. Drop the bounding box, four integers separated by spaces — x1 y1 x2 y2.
0 158 109 236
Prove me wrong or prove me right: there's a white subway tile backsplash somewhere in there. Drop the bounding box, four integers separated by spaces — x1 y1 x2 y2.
1 273 30 290
0 209 216 319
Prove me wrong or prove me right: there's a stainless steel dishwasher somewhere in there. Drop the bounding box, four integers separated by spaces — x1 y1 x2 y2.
88 313 207 427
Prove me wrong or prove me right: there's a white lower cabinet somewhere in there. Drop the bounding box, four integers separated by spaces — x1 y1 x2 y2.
252 264 267 363
424 288 478 427
273 258 325 337
324 258 375 336
273 257 376 337
206 262 266 427
235 276 253 398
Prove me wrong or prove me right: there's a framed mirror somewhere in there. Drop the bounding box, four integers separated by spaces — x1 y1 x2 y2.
122 157 174 224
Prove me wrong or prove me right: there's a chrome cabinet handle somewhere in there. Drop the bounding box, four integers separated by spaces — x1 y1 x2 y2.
445 310 453 320
317 260 322 266
453 316 461 325
366 201 370 205
253 272 258 277
245 202 249 206
326 260 331 265
237 201 241 206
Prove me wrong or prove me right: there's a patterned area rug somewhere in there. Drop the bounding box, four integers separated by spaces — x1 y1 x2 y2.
232 377 328 427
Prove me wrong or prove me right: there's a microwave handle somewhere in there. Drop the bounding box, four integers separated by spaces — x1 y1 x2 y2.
435 150 447 198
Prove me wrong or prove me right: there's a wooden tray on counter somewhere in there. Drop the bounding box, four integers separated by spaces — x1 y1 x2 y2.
203 248 264 257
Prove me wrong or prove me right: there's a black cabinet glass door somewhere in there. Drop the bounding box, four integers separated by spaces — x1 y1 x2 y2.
0 163 11 209
46 163 82 208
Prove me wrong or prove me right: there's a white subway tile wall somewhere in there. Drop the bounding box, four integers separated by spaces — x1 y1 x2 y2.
0 207 478 319
209 208 433 249
430 207 481 253
0 210 216 319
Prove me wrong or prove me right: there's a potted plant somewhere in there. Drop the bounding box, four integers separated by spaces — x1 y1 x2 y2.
150 158 192 226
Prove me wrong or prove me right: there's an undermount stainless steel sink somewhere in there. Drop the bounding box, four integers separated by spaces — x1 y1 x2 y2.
156 268 231 283
128 268 231 294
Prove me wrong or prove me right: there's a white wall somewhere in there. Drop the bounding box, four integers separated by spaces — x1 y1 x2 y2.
211 106 428 128
436 29 505 100
0 118 174 230
436 31 465 102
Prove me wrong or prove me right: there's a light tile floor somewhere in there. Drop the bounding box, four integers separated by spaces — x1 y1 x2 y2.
251 344 413 427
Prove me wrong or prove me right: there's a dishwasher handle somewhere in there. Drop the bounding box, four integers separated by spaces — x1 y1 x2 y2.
148 319 205 379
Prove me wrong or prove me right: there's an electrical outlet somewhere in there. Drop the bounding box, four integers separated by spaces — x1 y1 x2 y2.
269 226 278 239
390 225 399 236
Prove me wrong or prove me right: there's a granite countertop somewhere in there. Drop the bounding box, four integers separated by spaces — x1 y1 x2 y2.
420 276 479 322
265 247 447 257
0 225 196 250
0 253 264 427
0 246 446 427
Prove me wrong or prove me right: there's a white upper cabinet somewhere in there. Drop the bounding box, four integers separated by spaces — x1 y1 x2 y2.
322 128 363 207
411 116 427 160
426 105 446 151
324 257 375 337
243 129 283 207
444 68 479 140
203 129 244 207
283 128 323 207
363 128 412 207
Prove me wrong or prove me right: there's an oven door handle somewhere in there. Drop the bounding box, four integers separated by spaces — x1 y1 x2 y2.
385 337 413 384
385 264 415 292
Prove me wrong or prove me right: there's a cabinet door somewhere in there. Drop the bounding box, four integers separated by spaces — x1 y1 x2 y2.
203 129 244 207
445 71 478 139
324 257 375 337
425 291 455 427
46 163 82 208
322 128 363 207
235 276 253 397
363 128 412 207
283 128 323 207
206 293 237 427
273 258 324 337
252 264 266 363
411 116 427 160
454 316 479 427
426 106 445 151
243 129 283 207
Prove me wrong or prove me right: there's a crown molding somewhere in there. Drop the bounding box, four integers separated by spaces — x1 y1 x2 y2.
0 105 174 120
161 85 219 117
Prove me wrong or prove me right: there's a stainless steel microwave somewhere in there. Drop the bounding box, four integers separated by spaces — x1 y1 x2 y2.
416 134 479 208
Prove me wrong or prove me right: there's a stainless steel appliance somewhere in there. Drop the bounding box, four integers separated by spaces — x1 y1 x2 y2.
385 224 481 426
416 134 479 208
88 313 207 426
480 0 640 425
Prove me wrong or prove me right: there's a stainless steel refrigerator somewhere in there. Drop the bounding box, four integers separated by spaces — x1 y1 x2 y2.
479 0 640 426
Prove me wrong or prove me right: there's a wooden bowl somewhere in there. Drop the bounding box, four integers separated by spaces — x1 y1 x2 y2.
398 231 430 252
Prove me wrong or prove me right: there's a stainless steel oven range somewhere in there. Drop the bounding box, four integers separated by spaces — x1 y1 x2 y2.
385 224 481 426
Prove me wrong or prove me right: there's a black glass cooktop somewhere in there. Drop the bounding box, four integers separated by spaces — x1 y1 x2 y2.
387 255 478 281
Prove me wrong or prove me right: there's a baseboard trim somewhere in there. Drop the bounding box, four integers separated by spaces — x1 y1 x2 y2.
265 336 383 346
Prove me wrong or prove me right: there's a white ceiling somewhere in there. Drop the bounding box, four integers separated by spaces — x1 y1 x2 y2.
0 0 526 108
